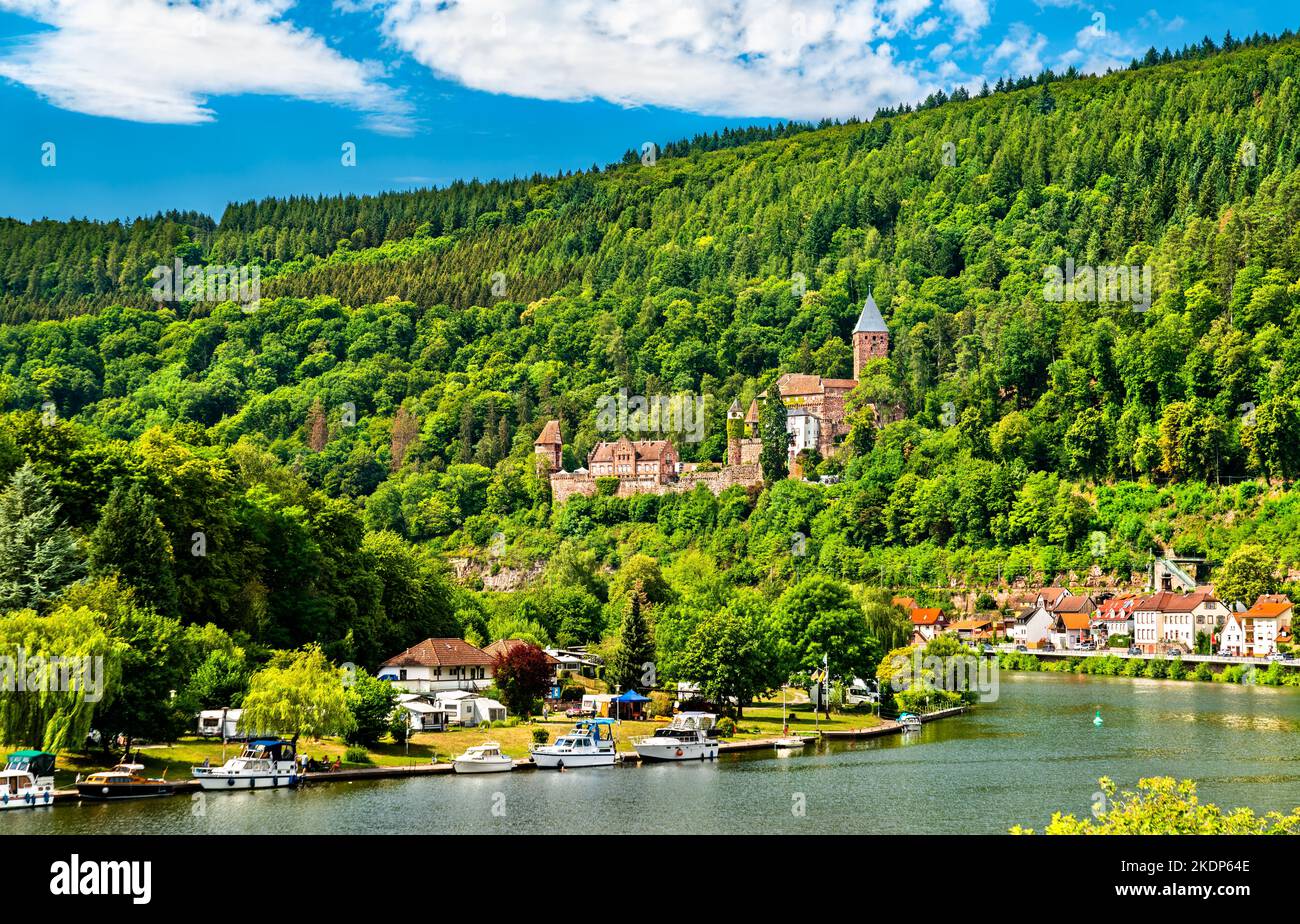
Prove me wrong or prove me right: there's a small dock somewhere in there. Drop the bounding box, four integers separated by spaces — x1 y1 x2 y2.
720 735 817 751
817 705 969 740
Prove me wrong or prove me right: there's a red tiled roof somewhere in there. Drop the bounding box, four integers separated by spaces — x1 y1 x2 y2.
482 638 559 665
587 437 675 464
1052 595 1095 614
534 419 562 445
381 638 493 669
1058 611 1092 631
1245 601 1291 619
910 608 945 625
775 373 827 396
1137 591 1217 613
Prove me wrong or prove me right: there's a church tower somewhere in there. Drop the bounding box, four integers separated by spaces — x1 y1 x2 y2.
852 290 889 380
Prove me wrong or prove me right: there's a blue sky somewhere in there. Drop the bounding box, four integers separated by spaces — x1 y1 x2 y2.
0 1 1292 222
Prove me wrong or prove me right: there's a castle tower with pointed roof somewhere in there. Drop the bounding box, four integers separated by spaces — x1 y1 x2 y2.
533 419 563 472
852 290 889 380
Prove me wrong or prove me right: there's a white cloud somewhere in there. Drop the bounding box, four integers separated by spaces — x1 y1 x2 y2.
941 0 989 41
1059 14 1145 74
368 0 986 120
0 0 410 131
987 23 1048 76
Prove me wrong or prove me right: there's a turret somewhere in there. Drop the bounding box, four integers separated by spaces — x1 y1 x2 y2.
852 290 889 380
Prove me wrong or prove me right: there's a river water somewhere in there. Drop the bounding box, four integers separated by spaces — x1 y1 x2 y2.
8 672 1300 834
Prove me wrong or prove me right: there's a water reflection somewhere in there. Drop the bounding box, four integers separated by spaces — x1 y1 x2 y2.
5 672 1300 835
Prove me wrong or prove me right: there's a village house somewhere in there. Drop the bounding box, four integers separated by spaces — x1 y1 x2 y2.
1132 591 1228 654
1049 595 1096 649
482 638 561 679
377 637 496 693
1012 604 1053 647
948 618 995 642
1011 588 1074 648
546 647 603 679
1091 594 1137 643
910 607 948 643
1219 596 1294 658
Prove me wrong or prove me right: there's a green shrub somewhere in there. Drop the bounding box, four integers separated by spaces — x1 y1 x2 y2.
343 746 371 764
715 716 736 737
531 727 549 745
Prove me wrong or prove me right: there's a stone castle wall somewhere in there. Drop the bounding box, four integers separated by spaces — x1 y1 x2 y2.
550 462 762 504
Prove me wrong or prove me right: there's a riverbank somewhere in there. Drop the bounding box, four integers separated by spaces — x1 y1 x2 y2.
20 697 886 791
11 673 1299 835
998 650 1300 687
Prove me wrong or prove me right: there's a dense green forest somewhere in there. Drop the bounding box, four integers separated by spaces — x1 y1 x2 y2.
5 32 1300 744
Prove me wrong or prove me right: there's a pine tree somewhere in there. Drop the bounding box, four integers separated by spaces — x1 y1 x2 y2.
0 462 86 612
609 583 655 693
89 481 179 616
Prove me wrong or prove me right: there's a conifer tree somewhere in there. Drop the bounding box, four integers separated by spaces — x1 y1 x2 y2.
609 583 655 693
89 481 179 616
759 390 790 484
0 462 86 612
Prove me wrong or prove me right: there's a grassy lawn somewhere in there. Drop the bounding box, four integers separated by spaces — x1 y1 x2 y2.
12 699 883 786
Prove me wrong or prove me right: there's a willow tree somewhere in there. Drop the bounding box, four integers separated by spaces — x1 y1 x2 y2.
237 645 354 744
0 605 124 751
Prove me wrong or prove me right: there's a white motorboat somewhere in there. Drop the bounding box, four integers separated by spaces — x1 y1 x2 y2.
773 736 807 749
898 713 923 732
530 719 618 769
453 743 514 774
192 738 299 791
632 712 720 762
0 750 56 810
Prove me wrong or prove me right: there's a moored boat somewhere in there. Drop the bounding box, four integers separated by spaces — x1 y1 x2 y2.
0 750 56 810
898 713 923 732
192 738 299 791
453 743 514 774
76 763 174 800
530 719 618 769
632 712 720 762
773 736 807 749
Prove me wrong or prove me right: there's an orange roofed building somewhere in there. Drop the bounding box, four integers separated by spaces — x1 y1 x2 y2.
910 607 948 643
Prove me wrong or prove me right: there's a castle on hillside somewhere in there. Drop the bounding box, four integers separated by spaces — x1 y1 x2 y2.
537 292 899 502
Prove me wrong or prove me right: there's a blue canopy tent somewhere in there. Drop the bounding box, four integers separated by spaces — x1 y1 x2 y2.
612 689 650 720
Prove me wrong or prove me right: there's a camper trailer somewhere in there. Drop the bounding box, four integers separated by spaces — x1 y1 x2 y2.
195 708 267 740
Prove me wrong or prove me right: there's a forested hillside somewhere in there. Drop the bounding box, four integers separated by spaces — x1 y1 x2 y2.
3 33 1300 700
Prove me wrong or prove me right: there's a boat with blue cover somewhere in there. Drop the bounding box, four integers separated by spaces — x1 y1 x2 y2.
530 718 619 769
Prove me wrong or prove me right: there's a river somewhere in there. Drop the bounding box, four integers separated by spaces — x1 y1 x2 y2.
8 672 1300 834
